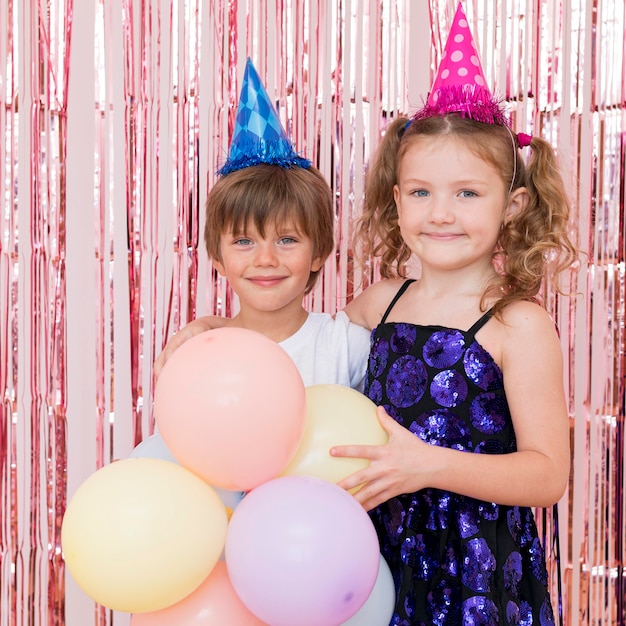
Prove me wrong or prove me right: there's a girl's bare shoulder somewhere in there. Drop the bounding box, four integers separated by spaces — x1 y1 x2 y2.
498 300 561 349
499 299 556 328
344 279 410 329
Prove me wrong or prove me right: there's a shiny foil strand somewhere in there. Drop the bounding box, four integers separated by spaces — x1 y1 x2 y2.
198 0 218 319
307 0 332 312
335 0 349 316
0 0 18 605
94 0 108 474
98 1 111 520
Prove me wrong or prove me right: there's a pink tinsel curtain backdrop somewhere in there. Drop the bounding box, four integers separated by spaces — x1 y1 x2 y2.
0 0 623 624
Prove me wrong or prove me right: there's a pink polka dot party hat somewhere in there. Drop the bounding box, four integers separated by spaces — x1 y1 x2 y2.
414 3 509 126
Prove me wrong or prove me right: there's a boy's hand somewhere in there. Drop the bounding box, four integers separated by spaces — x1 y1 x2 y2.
153 316 227 383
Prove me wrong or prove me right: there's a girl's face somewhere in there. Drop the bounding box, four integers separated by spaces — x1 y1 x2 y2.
394 136 511 275
213 218 323 315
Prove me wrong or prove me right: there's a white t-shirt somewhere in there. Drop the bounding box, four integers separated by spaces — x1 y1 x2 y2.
279 311 371 391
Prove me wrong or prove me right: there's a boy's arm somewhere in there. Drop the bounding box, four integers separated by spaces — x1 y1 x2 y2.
153 316 228 382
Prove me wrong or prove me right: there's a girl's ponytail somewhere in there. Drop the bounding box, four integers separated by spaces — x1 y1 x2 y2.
495 135 578 315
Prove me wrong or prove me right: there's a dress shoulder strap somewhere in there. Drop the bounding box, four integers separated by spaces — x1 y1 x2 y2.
466 308 493 337
380 280 416 324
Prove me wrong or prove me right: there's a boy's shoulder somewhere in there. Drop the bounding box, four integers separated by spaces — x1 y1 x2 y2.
304 311 369 337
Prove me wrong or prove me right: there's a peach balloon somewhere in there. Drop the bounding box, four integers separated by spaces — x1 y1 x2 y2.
154 328 306 491
131 562 267 625
282 384 388 488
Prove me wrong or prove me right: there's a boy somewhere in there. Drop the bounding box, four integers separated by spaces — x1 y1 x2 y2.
154 58 369 389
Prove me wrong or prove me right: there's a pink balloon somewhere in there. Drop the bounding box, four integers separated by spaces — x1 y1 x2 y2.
225 476 380 626
154 328 306 491
131 562 267 625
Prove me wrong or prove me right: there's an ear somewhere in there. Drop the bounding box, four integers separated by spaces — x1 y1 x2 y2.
212 258 227 276
393 184 400 207
504 186 529 223
310 255 325 273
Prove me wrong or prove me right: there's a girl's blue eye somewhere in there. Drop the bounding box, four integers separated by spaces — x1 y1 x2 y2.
413 189 429 197
459 190 477 198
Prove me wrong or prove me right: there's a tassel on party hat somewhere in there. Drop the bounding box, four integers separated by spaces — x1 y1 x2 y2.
414 3 509 126
217 58 311 176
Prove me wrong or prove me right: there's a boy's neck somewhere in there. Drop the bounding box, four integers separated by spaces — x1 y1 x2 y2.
227 305 309 343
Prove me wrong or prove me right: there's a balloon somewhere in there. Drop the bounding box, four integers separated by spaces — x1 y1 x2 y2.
282 384 388 488
130 432 244 516
340 555 395 625
130 432 178 463
225 476 380 626
154 328 306 491
131 562 268 625
61 458 228 613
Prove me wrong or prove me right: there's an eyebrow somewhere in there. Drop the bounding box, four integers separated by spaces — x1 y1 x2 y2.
401 177 489 187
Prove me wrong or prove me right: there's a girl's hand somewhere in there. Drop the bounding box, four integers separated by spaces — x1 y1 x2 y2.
330 406 429 511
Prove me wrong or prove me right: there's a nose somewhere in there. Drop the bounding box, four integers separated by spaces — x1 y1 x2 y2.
253 241 279 266
428 196 455 224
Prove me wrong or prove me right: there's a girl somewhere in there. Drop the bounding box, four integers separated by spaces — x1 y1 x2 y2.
329 5 578 622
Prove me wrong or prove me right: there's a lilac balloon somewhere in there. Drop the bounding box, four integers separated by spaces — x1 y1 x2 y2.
225 476 380 626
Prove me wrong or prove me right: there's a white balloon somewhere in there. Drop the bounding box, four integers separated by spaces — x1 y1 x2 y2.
130 433 245 512
341 554 395 625
129 433 178 463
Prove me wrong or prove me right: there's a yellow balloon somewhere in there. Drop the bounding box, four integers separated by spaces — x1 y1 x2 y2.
282 384 388 488
61 458 228 613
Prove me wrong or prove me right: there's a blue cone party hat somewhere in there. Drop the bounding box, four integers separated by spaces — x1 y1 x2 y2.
217 58 311 176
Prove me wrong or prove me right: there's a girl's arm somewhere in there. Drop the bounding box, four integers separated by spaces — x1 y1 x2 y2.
333 301 570 510
342 279 406 330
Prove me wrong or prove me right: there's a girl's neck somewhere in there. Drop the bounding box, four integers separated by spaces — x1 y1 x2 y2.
416 263 498 299
392 265 501 329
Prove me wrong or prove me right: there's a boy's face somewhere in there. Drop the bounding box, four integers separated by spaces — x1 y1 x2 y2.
213 220 323 315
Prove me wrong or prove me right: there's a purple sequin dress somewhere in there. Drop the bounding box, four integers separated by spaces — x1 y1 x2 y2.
366 280 555 626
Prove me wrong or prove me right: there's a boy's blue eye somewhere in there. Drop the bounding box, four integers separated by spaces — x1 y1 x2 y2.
234 237 253 246
278 236 298 244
